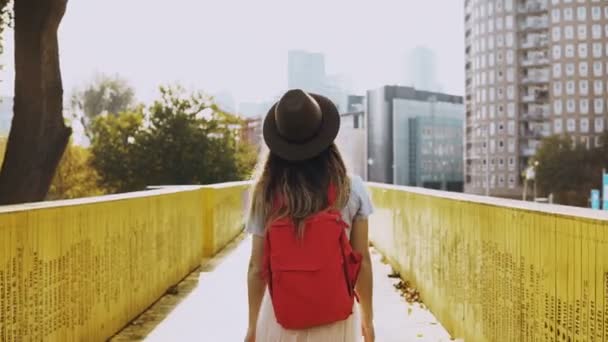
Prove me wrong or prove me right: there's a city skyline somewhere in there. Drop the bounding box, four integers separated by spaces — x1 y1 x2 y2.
0 0 465 106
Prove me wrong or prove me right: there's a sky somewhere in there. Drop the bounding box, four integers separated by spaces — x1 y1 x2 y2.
0 0 464 105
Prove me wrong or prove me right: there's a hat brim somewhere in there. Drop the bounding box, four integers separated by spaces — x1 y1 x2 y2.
263 93 340 161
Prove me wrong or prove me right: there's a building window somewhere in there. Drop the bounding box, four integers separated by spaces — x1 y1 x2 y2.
507 103 515 117
505 0 513 12
553 45 562 59
565 44 575 58
506 16 514 30
593 61 603 76
508 174 516 189
579 62 588 76
595 117 604 132
508 139 515 153
578 43 588 58
552 8 561 23
594 98 604 114
498 122 505 133
554 119 563 133
489 53 495 67
581 118 589 133
553 63 562 78
566 80 575 95
554 100 563 115
593 43 603 58
581 99 589 114
552 26 561 42
566 63 575 76
567 99 576 113
507 85 514 100
564 8 573 21
554 82 563 96
577 6 587 21
578 25 587 40
594 80 603 95
506 50 514 64
567 118 576 132
507 68 514 82
592 6 601 20
507 121 515 135
489 87 495 102
496 17 503 31
565 25 574 39
593 24 602 39
580 80 589 95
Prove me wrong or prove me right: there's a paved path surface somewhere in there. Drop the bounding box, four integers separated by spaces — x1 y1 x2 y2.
113 235 458 342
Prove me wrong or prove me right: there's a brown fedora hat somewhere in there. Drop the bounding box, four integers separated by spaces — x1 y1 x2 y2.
263 89 340 161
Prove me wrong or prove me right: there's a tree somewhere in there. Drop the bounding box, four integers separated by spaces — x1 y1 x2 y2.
47 142 104 200
89 110 146 192
70 73 136 138
89 86 255 194
534 132 608 206
0 0 71 205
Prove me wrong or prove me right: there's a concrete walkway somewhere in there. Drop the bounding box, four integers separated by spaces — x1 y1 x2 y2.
113 235 457 342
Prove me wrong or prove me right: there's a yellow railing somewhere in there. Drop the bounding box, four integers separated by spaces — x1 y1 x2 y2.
367 183 608 342
0 183 249 342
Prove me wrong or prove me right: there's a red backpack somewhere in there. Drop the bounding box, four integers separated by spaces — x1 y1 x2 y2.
262 186 362 330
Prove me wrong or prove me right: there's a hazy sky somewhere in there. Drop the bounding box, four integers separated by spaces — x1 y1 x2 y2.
0 0 464 104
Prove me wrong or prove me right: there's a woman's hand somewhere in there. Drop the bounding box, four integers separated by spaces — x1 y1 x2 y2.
361 317 375 342
244 327 256 342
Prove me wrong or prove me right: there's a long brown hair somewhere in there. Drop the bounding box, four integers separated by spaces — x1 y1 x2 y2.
248 143 351 236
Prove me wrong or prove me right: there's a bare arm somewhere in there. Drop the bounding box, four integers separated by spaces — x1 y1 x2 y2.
350 218 374 323
246 235 266 337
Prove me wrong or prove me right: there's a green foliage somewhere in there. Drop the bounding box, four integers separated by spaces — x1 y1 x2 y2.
89 85 255 193
47 142 105 200
70 73 136 138
534 132 608 206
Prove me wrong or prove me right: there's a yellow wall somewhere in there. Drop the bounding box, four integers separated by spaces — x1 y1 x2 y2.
368 183 608 342
0 182 249 341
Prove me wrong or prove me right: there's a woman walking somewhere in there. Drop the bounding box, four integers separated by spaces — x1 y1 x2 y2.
245 89 375 342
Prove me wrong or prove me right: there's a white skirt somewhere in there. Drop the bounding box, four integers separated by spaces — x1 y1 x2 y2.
256 291 362 342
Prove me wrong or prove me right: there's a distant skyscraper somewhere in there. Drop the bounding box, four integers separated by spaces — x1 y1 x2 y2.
404 46 439 92
367 86 464 191
287 50 326 95
323 74 353 113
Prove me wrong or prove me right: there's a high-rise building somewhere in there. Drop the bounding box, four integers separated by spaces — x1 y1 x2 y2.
404 46 439 92
366 86 464 190
287 50 326 95
346 95 365 113
464 0 608 198
336 111 366 178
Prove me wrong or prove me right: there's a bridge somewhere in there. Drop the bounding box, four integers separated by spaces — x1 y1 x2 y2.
0 182 606 341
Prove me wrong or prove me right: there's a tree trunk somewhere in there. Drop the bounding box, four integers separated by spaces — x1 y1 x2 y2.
0 0 71 204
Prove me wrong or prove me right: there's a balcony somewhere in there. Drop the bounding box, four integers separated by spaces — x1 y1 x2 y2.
520 107 549 121
520 128 544 140
517 1 548 15
521 146 537 156
520 56 550 66
519 18 549 31
521 74 550 84
520 38 549 50
3 182 608 341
